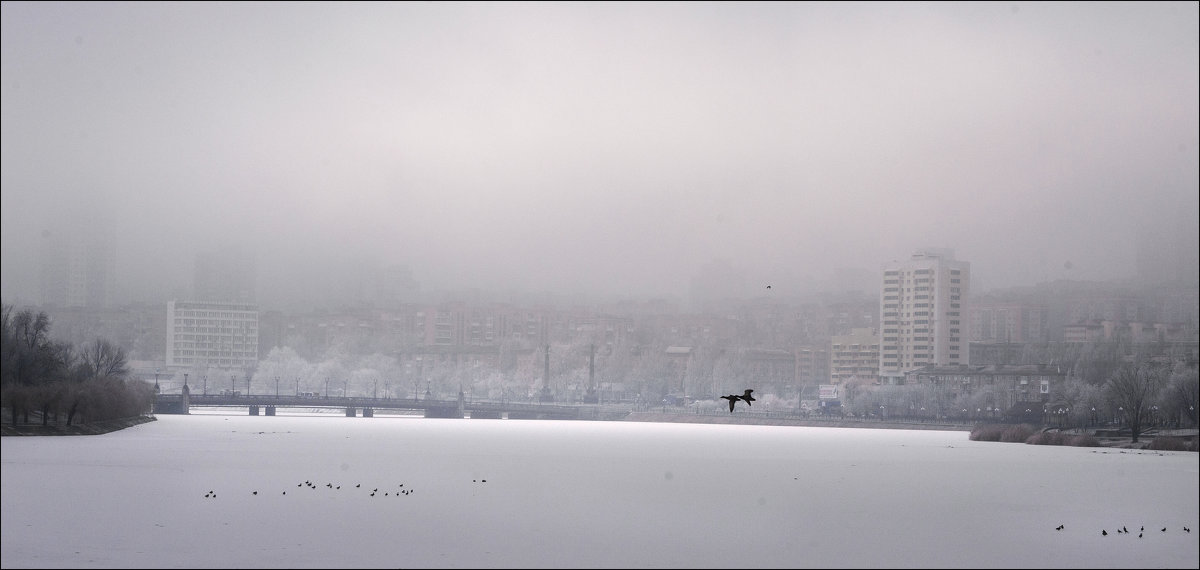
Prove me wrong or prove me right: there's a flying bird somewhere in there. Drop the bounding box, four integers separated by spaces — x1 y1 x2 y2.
720 389 756 412
1102 530 1107 536
1056 525 1064 531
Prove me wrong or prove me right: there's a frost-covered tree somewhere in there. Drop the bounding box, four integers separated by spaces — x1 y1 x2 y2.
1104 361 1168 443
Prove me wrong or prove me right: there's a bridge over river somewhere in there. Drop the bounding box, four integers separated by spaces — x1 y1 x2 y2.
153 390 632 421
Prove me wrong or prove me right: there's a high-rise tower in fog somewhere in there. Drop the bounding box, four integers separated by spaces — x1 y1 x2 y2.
38 224 115 308
194 247 256 303
879 248 970 384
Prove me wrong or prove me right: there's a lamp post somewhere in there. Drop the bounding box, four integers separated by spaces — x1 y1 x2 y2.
1118 406 1124 426
275 376 279 397
203 375 207 396
231 375 236 396
245 375 250 396
295 377 299 396
184 373 189 390
374 378 378 399
325 378 330 399
344 379 348 399
879 405 885 420
154 369 160 393
1150 405 1159 427
1091 407 1096 426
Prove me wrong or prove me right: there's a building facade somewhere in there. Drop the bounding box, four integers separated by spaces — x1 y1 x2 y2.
879 248 970 384
166 300 259 373
830 327 880 385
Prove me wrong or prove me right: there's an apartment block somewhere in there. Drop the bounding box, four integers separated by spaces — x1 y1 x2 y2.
166 300 259 372
830 327 880 385
880 248 970 384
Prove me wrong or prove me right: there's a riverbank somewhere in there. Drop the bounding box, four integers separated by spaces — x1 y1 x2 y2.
0 414 155 436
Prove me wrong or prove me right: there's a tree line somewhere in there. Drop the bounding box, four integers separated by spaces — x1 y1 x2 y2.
1 303 154 426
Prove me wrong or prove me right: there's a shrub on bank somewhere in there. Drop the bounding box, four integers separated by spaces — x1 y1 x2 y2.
968 423 1040 443
1068 434 1102 447
968 424 1005 442
1146 437 1196 452
1025 431 1066 445
1002 423 1038 443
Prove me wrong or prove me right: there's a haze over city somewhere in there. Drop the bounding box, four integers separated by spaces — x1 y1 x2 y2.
3 2 1197 310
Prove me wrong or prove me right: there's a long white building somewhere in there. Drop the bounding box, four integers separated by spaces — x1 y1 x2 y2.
879 248 970 384
166 300 259 373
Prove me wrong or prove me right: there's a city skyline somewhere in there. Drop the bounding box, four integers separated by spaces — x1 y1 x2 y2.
3 2 1198 310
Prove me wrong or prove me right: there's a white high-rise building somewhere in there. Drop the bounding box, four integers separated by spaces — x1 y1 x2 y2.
166 300 259 373
879 248 970 384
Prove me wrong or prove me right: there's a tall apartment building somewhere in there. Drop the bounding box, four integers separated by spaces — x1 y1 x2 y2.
969 300 1049 343
194 247 256 303
38 223 115 308
830 327 880 385
166 300 259 373
879 248 970 384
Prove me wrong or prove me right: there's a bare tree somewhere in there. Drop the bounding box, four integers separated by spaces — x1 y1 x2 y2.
79 338 129 381
1104 361 1169 443
1164 366 1198 427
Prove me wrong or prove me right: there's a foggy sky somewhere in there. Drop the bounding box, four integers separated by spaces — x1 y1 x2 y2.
3 1 1198 308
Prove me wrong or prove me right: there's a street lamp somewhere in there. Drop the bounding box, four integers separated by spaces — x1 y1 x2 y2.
231 375 236 396
325 378 330 399
184 373 189 390
295 377 299 396
275 376 279 397
154 368 160 393
374 378 378 399
344 379 348 399
202 375 207 396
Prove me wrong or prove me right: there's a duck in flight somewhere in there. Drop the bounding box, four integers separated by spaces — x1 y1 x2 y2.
720 389 756 412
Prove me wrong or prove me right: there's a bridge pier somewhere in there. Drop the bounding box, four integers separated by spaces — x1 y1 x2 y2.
345 407 356 417
265 406 276 416
249 405 260 416
363 407 374 417
425 406 462 419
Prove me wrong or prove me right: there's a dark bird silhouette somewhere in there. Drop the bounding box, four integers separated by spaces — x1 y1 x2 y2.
720 394 742 412
252 491 257 495
1161 527 1167 532
740 389 755 405
766 285 771 289
1056 525 1064 531
1124 526 1129 533
1184 527 1190 533
1102 530 1107 536
1138 532 1143 538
